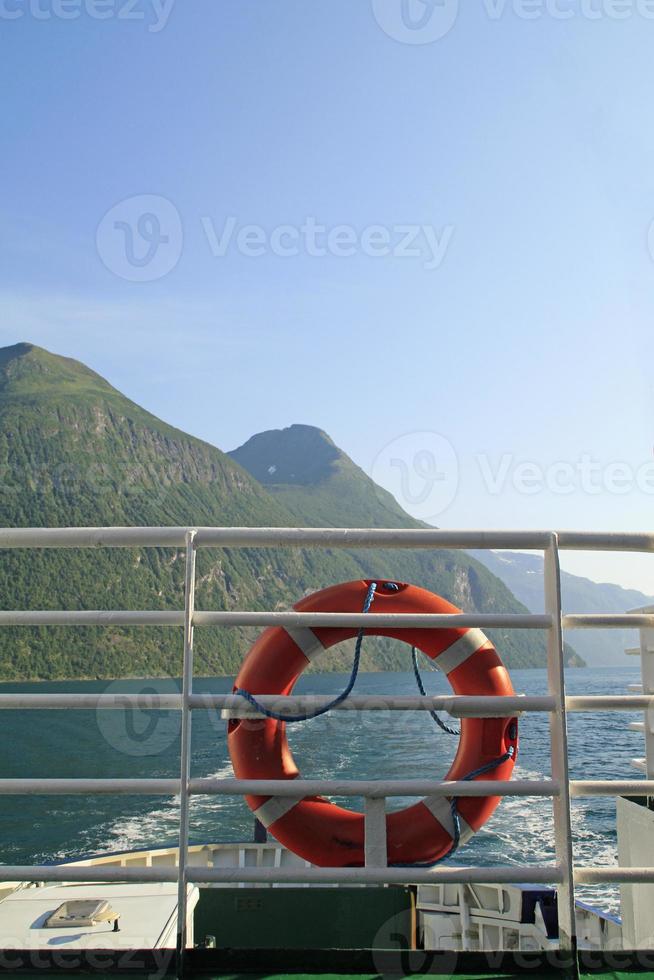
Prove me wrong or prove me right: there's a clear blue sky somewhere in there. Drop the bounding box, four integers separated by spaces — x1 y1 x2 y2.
1 1 654 591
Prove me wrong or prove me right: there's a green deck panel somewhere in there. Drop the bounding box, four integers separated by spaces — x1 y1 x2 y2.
193 887 415 951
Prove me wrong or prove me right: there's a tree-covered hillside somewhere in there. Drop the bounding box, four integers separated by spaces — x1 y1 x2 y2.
0 345 578 680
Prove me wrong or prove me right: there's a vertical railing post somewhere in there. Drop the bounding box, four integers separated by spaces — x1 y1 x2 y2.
544 534 577 960
364 796 388 868
636 616 654 783
176 529 197 965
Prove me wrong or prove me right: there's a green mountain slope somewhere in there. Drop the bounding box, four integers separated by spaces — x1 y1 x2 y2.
0 346 364 678
228 425 412 528
0 346 576 679
229 425 583 669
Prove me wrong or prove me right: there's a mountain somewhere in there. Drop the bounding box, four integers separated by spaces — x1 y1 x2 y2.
229 424 426 528
0 344 346 678
0 344 578 679
470 550 652 667
229 425 583 669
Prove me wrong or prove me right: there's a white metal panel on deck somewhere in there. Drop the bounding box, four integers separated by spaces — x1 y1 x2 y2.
617 797 654 948
0 882 198 950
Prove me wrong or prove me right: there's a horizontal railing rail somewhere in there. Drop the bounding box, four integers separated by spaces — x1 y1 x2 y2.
4 610 654 633
0 778 560 797
0 525 652 551
3 863 654 886
1 692 651 713
0 693 554 715
0 610 553 628
0 777 652 798
0 526 652 957
0 865 565 885
563 614 654 629
2 608 654 630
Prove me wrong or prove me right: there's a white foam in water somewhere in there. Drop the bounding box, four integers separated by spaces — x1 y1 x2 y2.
89 762 240 854
102 805 180 853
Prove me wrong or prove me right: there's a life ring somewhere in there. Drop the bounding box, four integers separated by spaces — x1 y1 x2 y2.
227 579 518 867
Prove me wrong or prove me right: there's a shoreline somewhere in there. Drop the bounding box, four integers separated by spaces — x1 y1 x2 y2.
0 662 609 686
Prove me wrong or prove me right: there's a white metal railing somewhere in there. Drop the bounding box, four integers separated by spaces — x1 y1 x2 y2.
0 527 653 956
628 606 654 781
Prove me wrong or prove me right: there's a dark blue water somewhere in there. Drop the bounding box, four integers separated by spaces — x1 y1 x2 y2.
0 667 642 912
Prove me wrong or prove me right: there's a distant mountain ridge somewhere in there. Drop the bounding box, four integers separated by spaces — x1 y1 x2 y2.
0 346 573 678
230 423 420 528
471 550 653 666
230 425 342 486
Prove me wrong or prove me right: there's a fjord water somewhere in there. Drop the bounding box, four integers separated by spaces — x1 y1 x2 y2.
0 667 642 912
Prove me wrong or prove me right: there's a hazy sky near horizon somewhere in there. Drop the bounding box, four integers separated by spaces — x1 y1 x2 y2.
2 1 654 591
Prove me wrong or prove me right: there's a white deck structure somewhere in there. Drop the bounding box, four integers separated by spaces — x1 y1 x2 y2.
0 882 198 951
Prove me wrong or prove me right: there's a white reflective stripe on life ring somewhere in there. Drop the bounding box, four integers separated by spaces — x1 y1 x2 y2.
421 796 475 845
285 627 325 663
253 795 303 829
435 628 490 676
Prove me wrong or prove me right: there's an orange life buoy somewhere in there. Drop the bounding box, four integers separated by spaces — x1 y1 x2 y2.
227 579 518 867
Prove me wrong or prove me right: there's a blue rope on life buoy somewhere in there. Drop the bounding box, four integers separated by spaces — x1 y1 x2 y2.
233 581 377 723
